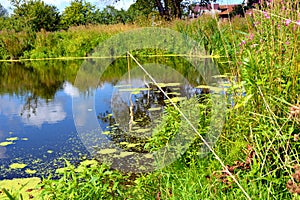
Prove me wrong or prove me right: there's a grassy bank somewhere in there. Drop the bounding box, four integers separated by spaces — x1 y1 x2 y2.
1 1 300 199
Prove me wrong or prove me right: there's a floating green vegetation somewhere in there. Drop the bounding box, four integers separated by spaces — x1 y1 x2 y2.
25 169 37 174
166 92 181 96
164 97 187 104
119 87 150 94
47 150 53 154
80 159 98 166
120 142 128 145
9 163 27 169
6 137 18 141
127 143 141 148
143 154 154 159
21 138 29 141
0 141 14 147
131 128 151 133
118 152 135 158
148 107 161 111
98 149 117 154
102 131 111 135
114 84 132 88
0 177 41 199
156 82 181 87
195 85 225 92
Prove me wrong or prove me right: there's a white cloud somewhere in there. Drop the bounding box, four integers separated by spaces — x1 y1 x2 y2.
0 95 66 128
21 101 66 127
63 82 80 98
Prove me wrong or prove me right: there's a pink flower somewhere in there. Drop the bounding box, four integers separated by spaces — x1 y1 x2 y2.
247 33 254 40
263 11 270 19
285 19 292 26
239 40 246 46
296 20 300 26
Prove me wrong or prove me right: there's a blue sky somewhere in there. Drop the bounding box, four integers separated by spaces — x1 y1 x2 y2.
0 0 244 14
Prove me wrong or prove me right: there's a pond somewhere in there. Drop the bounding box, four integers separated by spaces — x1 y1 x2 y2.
0 56 218 179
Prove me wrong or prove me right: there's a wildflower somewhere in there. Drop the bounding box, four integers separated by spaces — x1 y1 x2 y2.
285 19 292 26
239 40 246 46
296 20 300 26
289 105 300 118
263 11 270 19
285 41 290 45
249 33 254 40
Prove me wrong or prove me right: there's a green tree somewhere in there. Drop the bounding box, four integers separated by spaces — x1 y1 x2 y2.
113 0 214 19
61 0 97 27
127 0 156 20
96 6 129 25
10 0 61 32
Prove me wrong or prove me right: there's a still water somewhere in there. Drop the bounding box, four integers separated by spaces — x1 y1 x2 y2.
0 57 209 179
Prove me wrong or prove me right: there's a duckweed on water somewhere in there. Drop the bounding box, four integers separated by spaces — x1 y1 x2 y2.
102 131 110 135
118 152 135 158
0 141 14 147
9 163 27 169
47 150 53 154
25 169 37 174
6 137 18 141
0 177 41 200
21 138 28 141
98 149 117 154
127 143 141 148
148 107 161 111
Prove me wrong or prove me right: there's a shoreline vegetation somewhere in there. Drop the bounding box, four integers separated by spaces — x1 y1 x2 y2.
1 0 300 199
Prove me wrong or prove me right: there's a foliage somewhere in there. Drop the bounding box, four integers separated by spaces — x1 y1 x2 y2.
61 0 98 28
10 0 61 32
127 0 156 20
0 29 35 59
96 6 130 25
40 160 130 199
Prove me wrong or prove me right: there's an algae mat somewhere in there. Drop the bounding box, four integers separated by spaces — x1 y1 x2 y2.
0 177 42 200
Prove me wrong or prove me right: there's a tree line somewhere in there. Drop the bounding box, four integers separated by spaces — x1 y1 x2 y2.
0 0 222 32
